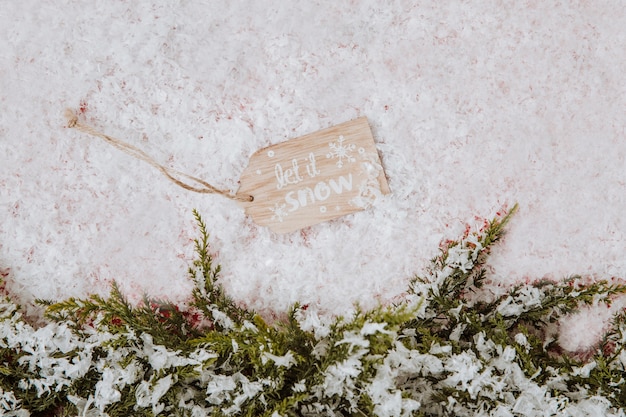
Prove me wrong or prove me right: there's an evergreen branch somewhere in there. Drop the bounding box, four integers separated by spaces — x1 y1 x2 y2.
6 205 626 416
189 209 254 330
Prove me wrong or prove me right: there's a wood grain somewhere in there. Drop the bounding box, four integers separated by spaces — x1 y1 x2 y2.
237 117 390 233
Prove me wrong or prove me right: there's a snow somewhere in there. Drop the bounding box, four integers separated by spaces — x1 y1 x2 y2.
1 0 625 355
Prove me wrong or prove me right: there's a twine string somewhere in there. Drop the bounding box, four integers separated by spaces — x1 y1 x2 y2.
64 109 253 202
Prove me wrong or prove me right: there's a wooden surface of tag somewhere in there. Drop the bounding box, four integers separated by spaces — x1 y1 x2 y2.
236 117 390 233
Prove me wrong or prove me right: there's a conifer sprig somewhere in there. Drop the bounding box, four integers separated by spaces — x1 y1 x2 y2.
189 208 254 330
2 205 626 416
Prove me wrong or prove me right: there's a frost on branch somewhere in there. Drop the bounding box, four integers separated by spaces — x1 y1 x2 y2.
2 204 626 416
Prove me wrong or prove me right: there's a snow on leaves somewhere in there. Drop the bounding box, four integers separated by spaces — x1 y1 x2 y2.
260 351 297 368
0 387 24 416
4 206 626 416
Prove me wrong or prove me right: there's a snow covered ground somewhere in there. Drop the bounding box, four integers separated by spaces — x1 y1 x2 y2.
1 1 625 353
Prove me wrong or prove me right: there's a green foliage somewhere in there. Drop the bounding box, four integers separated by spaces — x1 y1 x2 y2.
2 205 626 416
188 209 254 331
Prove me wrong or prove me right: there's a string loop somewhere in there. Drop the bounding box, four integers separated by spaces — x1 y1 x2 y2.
64 109 253 202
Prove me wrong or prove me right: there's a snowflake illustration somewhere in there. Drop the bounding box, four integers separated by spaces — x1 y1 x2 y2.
327 135 356 168
269 202 289 223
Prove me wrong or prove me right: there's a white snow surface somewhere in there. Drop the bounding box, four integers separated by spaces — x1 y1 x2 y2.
1 1 625 351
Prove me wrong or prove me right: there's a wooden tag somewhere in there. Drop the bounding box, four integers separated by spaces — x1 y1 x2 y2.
236 117 390 233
